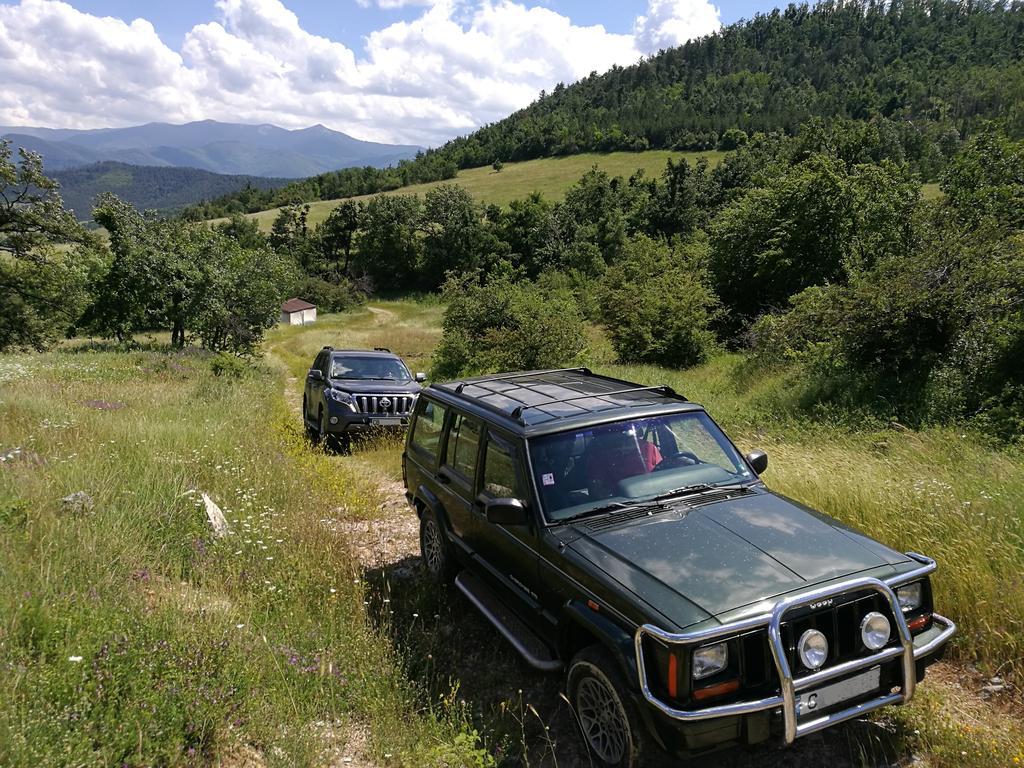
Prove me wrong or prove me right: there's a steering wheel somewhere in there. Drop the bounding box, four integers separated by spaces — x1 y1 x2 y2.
653 451 701 471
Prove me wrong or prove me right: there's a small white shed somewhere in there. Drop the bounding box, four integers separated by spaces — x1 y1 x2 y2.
280 298 317 325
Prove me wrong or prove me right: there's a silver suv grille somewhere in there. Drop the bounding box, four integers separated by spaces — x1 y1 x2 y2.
355 394 416 415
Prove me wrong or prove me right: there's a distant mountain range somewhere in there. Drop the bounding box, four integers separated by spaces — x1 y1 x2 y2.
50 162 292 218
1 120 422 178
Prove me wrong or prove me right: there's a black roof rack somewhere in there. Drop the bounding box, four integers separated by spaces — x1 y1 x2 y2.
453 367 591 393
509 385 677 419
321 345 333 350
374 347 392 353
437 369 687 427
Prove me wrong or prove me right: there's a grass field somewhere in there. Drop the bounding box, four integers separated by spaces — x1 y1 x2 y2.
214 152 941 233
224 150 727 232
3 301 1020 766
0 342 489 767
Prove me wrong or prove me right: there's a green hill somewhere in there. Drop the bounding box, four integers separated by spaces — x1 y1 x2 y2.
53 161 290 218
223 150 725 231
189 0 1020 222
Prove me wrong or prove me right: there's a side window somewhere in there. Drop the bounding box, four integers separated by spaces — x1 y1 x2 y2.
409 399 447 462
482 435 523 500
445 413 481 481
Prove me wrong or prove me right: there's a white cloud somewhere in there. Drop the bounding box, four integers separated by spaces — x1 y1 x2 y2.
634 0 721 52
0 0 722 147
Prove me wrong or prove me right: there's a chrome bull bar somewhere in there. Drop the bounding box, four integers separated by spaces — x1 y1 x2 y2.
634 552 956 744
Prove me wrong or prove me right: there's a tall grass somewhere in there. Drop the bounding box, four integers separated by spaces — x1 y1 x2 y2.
0 347 490 766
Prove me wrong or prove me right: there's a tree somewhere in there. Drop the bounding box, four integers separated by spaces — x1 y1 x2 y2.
709 154 919 334
319 200 360 275
600 235 720 368
0 141 97 351
354 194 423 290
432 274 587 378
420 184 498 289
269 204 317 270
217 213 266 250
492 160 504 173
89 195 294 353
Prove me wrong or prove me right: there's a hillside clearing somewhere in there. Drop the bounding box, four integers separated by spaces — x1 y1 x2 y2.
210 153 941 233
219 150 726 231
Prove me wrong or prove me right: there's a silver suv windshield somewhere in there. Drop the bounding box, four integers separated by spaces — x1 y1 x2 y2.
528 411 754 522
329 355 411 382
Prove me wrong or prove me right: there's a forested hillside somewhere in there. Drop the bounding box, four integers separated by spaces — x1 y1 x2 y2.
52 162 290 217
186 0 1024 219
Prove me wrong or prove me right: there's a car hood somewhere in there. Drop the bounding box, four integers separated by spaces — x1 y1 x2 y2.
566 489 910 628
328 379 421 395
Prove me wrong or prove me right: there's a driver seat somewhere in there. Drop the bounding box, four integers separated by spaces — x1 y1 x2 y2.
584 431 649 498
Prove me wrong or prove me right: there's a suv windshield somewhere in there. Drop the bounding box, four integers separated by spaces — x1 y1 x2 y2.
529 411 754 522
329 355 411 382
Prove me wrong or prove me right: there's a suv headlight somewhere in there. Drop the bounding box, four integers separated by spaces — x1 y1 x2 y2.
326 389 354 405
692 642 728 680
896 582 923 613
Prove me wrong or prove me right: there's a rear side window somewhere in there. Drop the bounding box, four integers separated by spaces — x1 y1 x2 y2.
482 435 524 500
446 413 481 481
409 399 446 461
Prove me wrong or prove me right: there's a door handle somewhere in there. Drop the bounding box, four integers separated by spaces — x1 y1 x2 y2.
436 471 451 485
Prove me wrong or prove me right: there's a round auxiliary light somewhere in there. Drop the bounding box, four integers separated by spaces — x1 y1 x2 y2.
861 611 891 651
798 629 829 670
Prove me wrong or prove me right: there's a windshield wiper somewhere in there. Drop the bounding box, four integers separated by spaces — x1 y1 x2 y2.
555 499 665 525
649 481 752 503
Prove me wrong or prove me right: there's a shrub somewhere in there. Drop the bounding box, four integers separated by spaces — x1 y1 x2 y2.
749 218 1024 437
709 154 919 333
209 352 250 378
291 276 364 313
599 235 720 368
432 275 587 379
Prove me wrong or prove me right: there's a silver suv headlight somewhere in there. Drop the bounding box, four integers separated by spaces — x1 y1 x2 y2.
326 389 354 405
692 642 728 680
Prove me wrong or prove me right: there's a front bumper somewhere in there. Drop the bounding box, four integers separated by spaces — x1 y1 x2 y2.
635 552 956 747
322 401 412 434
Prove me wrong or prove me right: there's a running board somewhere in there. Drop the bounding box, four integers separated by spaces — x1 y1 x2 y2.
455 570 563 672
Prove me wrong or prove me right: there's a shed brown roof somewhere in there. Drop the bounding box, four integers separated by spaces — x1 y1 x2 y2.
281 298 316 313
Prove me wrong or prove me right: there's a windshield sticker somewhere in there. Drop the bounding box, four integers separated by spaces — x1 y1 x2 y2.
542 473 555 486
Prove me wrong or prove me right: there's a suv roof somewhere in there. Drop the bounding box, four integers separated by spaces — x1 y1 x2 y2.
325 347 399 358
430 368 701 435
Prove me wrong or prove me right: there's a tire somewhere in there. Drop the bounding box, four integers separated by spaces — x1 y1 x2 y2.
567 646 645 768
419 506 457 582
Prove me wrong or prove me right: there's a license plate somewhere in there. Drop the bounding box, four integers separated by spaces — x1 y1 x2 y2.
371 417 403 427
797 666 881 718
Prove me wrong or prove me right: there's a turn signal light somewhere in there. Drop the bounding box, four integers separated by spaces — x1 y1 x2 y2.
693 678 740 701
667 652 678 698
907 614 932 633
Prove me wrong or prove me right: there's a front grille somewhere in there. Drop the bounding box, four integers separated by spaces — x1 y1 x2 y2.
781 592 897 677
737 592 899 691
354 394 415 415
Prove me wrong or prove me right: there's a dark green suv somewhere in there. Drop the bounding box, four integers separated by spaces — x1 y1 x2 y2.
401 368 955 767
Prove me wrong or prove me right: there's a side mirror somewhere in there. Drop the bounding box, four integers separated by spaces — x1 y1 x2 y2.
415 372 427 383
485 498 530 526
746 450 768 475
307 369 324 381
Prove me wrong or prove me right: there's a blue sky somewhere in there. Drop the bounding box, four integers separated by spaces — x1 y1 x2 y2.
0 0 776 144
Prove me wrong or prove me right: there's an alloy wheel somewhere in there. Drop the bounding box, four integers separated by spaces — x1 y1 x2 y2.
422 518 444 572
576 676 628 764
